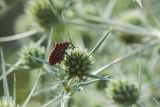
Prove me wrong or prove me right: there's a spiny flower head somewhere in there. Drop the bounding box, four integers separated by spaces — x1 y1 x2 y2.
26 0 59 30
20 43 45 68
109 80 140 106
64 48 94 79
118 9 146 44
121 10 145 26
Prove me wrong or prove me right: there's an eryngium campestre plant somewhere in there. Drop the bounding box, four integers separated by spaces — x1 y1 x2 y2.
64 48 94 79
117 9 146 44
20 44 45 68
26 0 59 30
109 80 140 106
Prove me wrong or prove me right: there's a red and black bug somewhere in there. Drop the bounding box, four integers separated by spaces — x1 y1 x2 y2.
49 42 70 65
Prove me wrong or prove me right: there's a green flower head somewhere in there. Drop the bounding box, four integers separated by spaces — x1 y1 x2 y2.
26 0 59 30
64 48 94 79
109 80 140 106
117 9 146 44
20 43 45 68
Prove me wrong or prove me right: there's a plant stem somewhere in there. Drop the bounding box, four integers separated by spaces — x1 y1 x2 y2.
0 59 22 81
22 70 41 107
0 47 10 97
92 39 160 75
67 16 160 37
0 35 46 81
0 30 38 42
89 27 112 56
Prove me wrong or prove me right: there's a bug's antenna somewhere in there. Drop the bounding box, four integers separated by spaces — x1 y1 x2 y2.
61 11 73 45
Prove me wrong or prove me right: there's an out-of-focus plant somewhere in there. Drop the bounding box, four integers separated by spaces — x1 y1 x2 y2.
19 43 45 69
108 80 140 106
116 9 147 44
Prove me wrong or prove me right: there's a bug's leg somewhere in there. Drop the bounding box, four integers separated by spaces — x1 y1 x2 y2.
58 58 63 64
69 42 76 49
65 52 72 58
57 50 67 64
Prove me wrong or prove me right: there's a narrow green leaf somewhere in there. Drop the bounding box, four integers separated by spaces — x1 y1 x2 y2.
50 78 68 86
152 96 160 106
22 70 41 107
90 27 112 56
0 36 46 81
102 0 117 18
0 47 10 97
43 64 59 75
77 14 159 37
13 73 16 105
92 39 160 75
29 55 50 68
134 0 142 7
41 96 61 107
61 91 66 107
30 55 60 70
0 59 22 81
30 55 49 64
0 30 38 42
87 74 109 80
72 79 101 87
36 34 47 47
142 0 160 29
32 84 59 97
62 11 73 44
46 27 54 58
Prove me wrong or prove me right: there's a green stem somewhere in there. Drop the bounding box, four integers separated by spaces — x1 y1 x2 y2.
41 96 61 107
102 0 117 18
92 39 160 75
0 59 22 81
22 70 41 107
46 27 54 58
0 30 38 42
67 15 160 37
0 35 46 81
90 27 112 56
142 0 160 29
0 47 10 97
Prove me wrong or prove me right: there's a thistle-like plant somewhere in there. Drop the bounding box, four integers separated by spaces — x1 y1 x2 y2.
1 1 160 107
117 9 147 44
109 80 140 106
25 0 74 31
64 48 94 80
19 43 45 69
26 0 59 30
30 28 112 106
